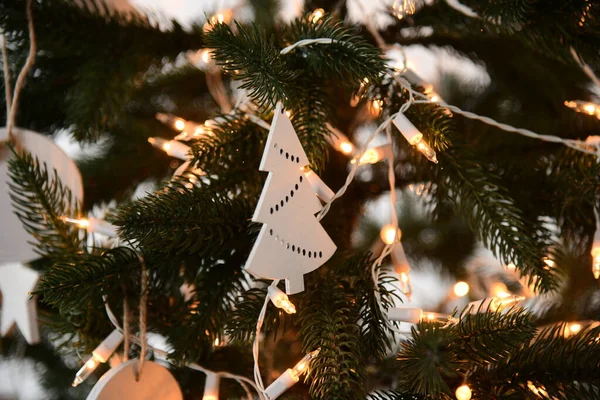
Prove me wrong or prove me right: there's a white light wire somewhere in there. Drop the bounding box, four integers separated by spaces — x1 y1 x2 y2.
280 38 336 55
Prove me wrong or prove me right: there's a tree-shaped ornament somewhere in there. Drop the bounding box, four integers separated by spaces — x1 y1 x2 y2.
245 103 337 294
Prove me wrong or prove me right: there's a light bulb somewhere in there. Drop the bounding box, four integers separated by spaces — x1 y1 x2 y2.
392 0 416 19
489 282 508 298
63 217 117 237
148 137 191 160
268 286 296 314
592 247 600 279
339 141 355 155
64 217 90 229
309 8 325 23
422 311 457 325
543 257 554 270
564 100 600 119
564 322 582 338
72 330 123 387
527 381 548 397
370 99 383 116
489 294 524 312
453 281 469 297
354 144 392 165
174 118 186 131
380 224 400 245
72 355 101 387
399 272 412 297
393 112 438 163
506 262 516 270
455 384 472 400
291 349 320 379
415 140 438 163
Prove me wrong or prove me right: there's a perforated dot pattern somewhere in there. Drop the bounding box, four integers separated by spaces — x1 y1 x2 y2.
273 142 301 164
268 227 324 259
269 174 304 215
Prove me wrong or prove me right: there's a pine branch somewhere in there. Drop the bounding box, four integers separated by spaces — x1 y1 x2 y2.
284 15 386 89
226 286 291 345
36 247 140 313
368 391 426 400
189 114 268 195
205 22 297 107
113 183 253 256
298 281 365 400
7 146 82 258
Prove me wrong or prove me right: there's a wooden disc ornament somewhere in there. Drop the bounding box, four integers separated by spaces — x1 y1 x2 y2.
0 127 83 263
86 360 183 400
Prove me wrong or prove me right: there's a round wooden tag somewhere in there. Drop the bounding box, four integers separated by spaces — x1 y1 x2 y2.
86 360 183 400
0 127 83 263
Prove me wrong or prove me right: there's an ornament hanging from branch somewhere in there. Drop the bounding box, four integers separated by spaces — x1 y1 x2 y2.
0 262 40 344
244 103 336 294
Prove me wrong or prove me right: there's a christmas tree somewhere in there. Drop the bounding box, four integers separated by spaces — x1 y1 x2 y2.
1 0 600 399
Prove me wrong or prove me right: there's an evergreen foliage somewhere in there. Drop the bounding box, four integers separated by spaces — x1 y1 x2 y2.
2 0 600 398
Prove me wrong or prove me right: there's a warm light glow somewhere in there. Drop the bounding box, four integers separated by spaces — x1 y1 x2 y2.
269 287 297 314
291 349 320 379
490 282 508 298
64 217 90 229
309 8 325 23
455 384 472 400
543 257 554 270
421 311 457 325
568 323 582 334
490 294 525 312
453 281 470 297
584 104 596 115
400 272 409 283
200 49 211 64
202 396 218 400
506 262 516 270
430 94 440 103
416 140 438 163
214 338 220 347
72 355 101 387
339 141 355 155
592 247 600 279
380 224 400 245
392 0 416 20
174 118 186 131
370 99 383 116
358 148 383 165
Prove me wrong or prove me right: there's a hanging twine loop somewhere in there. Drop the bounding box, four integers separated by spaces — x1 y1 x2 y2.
135 253 148 381
1 0 36 146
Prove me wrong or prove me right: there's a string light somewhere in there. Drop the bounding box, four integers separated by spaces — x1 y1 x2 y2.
399 271 412 298
309 8 325 23
387 306 457 325
189 49 214 70
72 330 124 387
543 257 555 270
267 286 296 314
591 211 600 279
148 137 191 160
489 293 525 312
392 112 438 163
202 372 220 400
506 262 516 270
564 100 600 119
564 322 582 338
203 9 233 31
63 217 118 237
350 77 370 107
369 99 383 116
380 224 400 245
264 349 319 400
392 0 417 20
155 113 211 141
326 124 356 156
455 384 472 400
352 144 393 165
453 281 470 297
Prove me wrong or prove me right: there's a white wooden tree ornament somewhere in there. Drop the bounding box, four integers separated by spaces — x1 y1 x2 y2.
86 360 183 400
245 103 337 294
0 263 40 344
0 127 84 263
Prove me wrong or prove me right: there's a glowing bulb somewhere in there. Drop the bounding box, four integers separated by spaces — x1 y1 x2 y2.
291 349 319 379
489 282 508 298
490 294 525 312
64 217 90 229
584 104 596 115
543 257 554 270
380 224 400 245
455 384 472 400
202 372 220 400
453 281 469 297
564 322 582 338
201 49 211 64
429 94 440 102
416 141 438 163
399 272 412 297
527 381 548 397
72 330 123 387
148 137 191 160
392 0 416 19
72 355 101 387
355 144 392 165
309 8 325 23
506 262 516 270
268 286 296 314
592 247 600 279
339 141 354 155
421 311 457 325
174 118 186 131
370 99 383 116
